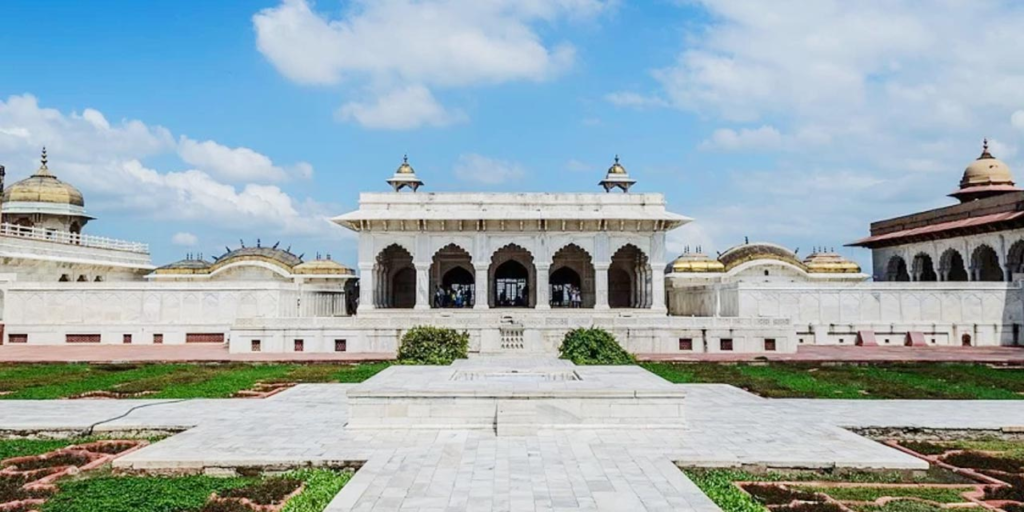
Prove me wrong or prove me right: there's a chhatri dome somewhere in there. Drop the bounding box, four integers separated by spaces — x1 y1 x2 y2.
599 155 636 193
386 155 424 192
1 147 92 232
950 139 1020 203
2 148 85 207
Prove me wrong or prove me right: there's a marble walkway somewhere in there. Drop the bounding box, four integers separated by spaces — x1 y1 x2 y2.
1 384 1023 511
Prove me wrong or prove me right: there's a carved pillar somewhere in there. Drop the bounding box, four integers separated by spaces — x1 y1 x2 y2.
414 263 430 310
535 263 551 309
473 262 489 309
358 264 374 312
594 263 610 309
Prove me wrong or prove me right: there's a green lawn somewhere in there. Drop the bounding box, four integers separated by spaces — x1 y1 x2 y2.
1 438 352 512
683 468 974 512
41 468 351 512
3 361 1024 400
0 362 390 400
644 362 1024 399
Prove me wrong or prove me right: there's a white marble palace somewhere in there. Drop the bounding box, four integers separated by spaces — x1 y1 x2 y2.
0 144 1021 354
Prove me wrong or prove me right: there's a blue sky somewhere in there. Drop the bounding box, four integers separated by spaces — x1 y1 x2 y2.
2 0 1024 269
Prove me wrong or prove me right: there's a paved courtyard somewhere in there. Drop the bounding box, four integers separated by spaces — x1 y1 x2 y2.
2 365 1022 511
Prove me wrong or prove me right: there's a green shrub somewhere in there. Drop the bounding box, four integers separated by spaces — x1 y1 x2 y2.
558 328 636 365
397 326 469 365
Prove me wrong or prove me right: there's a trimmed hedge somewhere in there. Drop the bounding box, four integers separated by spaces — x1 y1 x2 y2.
397 326 469 365
558 327 636 365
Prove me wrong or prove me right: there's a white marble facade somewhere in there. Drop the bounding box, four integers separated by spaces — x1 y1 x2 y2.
870 229 1024 283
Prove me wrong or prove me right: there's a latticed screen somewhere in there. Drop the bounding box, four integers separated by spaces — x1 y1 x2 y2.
185 333 225 343
8 334 28 344
66 334 101 343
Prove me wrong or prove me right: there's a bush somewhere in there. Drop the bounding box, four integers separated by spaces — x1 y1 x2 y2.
397 326 469 365
558 328 636 365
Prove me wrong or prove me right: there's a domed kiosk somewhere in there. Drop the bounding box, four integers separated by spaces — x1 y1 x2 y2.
1 148 91 233
949 139 1021 203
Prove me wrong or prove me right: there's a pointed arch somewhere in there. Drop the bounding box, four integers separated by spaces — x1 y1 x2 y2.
1008 240 1024 280
940 248 968 282
550 243 594 308
971 244 1003 282
375 244 415 308
885 255 909 282
430 243 474 308
489 244 535 308
911 253 937 282
609 243 651 308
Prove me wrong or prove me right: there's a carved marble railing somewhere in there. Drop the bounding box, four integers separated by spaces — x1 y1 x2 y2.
0 223 149 254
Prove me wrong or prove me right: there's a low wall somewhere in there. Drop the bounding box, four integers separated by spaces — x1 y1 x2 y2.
669 281 1024 347
229 309 795 355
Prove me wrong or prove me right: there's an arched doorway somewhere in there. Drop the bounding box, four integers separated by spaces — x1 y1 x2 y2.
375 244 415 308
912 253 937 282
550 244 594 308
489 244 535 308
550 267 582 308
609 244 650 308
885 256 910 282
940 249 968 282
971 245 1003 282
429 244 474 308
494 260 529 307
1008 240 1024 280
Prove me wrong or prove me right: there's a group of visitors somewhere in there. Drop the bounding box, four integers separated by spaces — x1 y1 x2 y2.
551 284 583 308
434 286 473 308
497 287 528 307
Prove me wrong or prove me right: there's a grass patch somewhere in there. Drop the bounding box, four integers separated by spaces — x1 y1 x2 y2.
42 469 352 512
645 362 1024 399
282 468 353 512
796 485 973 504
0 438 82 461
684 469 765 512
0 363 390 400
42 475 253 512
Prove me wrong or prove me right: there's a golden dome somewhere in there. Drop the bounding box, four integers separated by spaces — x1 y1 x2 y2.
670 251 725 273
396 155 415 175
293 258 355 276
607 155 627 175
718 242 804 271
960 139 1013 189
2 148 85 207
803 250 861 274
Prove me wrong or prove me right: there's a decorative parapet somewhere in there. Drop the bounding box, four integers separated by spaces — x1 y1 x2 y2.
0 222 148 254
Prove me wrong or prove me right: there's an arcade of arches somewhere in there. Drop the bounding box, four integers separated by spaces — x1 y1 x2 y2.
370 243 656 310
885 244 1018 283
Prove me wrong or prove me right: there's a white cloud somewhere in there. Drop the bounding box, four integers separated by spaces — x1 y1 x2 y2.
254 0 613 128
0 94 333 239
172 232 199 246
701 125 782 151
453 153 526 185
620 1 1024 257
253 0 603 87
564 159 591 172
178 136 293 182
336 85 467 130
604 92 668 109
1013 110 1024 131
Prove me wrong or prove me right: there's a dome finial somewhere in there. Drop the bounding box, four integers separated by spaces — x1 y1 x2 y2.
41 147 48 168
980 138 993 159
614 154 620 164
403 154 408 164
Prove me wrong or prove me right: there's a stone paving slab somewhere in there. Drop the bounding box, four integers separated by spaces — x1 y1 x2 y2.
4 383 1022 510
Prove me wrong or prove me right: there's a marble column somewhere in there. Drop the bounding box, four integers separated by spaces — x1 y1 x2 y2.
473 262 489 309
357 264 374 312
414 263 430 310
650 263 667 313
594 263 610 309
535 263 551 309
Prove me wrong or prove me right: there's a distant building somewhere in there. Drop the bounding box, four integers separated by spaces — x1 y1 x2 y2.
0 147 1021 353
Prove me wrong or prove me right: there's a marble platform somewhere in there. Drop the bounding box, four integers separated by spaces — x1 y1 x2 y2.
345 358 686 435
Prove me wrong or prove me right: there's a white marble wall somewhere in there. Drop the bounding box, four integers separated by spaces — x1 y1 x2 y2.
671 281 1024 347
871 229 1024 282
358 230 668 313
1 282 347 345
